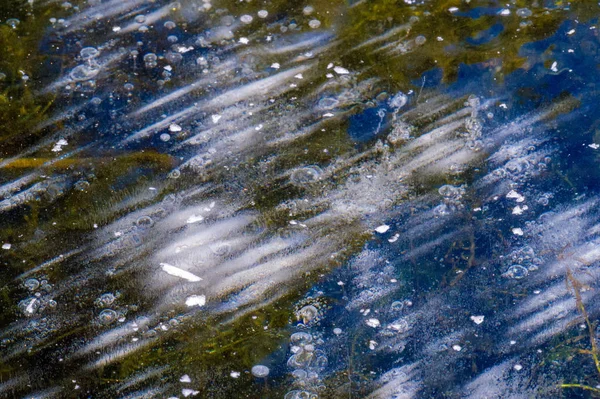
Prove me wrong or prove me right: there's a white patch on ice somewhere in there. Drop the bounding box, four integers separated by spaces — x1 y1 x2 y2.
365 318 380 328
52 138 68 152
182 389 199 397
160 263 202 282
333 66 349 75
470 315 485 325
185 295 206 307
506 190 525 203
186 215 204 224
512 227 524 236
375 225 390 234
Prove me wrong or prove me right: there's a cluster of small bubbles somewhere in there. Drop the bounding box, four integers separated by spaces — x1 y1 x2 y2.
251 365 270 378
296 305 318 325
516 8 532 18
136 215 154 228
135 15 146 23
502 265 529 279
167 35 178 43
388 120 414 145
80 47 99 60
465 117 483 138
95 293 116 307
70 63 100 81
506 246 543 272
240 14 253 24
98 309 118 324
308 19 321 29
285 391 318 399
257 10 269 18
164 20 176 29
414 35 426 46
290 166 322 186
303 6 314 15
143 53 158 68
24 278 40 291
286 329 327 398
439 184 465 209
6 18 20 28
168 169 181 179
505 159 530 175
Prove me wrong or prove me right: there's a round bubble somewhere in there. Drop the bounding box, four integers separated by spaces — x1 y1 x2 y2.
291 332 312 345
291 166 322 185
258 10 268 18
308 19 321 29
389 92 407 109
168 169 181 179
210 243 231 256
80 47 99 60
503 265 529 279
135 15 146 23
136 216 154 228
516 8 532 18
24 278 40 291
6 18 20 28
70 63 100 81
99 309 117 324
318 97 339 110
415 35 426 45
144 53 157 62
240 15 253 24
164 20 176 29
160 133 171 142
251 364 269 377
99 293 116 306
303 6 314 15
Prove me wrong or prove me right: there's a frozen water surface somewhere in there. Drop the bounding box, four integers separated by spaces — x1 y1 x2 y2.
1 0 600 398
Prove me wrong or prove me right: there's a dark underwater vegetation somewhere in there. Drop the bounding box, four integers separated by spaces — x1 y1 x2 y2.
2 0 600 398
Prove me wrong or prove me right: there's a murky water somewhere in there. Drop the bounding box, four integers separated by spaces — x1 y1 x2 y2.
2 0 600 398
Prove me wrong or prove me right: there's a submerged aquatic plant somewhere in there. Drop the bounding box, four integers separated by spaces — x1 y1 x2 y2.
560 268 600 395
